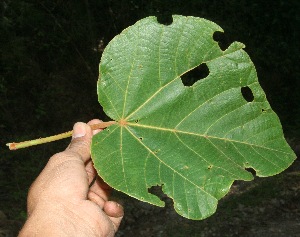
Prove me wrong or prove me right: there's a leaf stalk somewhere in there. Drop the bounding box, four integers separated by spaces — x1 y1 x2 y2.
6 121 116 150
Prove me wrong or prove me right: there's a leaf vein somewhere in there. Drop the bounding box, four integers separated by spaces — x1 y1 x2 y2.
125 126 216 200
128 122 291 155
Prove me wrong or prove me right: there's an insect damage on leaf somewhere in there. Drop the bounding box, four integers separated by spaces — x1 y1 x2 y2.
91 15 296 220
181 63 209 87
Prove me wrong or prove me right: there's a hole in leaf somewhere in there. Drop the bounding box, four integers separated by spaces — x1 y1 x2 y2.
135 119 139 123
213 31 231 51
148 185 162 196
245 167 256 176
157 13 173 25
148 185 173 207
261 108 267 113
208 165 213 170
139 137 143 141
181 63 209 87
241 86 254 102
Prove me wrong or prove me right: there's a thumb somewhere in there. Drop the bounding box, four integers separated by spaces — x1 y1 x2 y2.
66 122 93 162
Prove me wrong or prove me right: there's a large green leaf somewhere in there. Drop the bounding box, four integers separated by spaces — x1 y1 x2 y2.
91 15 296 220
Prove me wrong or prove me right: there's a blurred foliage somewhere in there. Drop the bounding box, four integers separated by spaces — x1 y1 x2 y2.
0 0 299 224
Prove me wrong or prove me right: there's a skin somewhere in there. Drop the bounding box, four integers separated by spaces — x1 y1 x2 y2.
19 120 123 237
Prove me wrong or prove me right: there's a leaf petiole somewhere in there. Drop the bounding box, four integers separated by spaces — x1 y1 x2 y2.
7 121 116 150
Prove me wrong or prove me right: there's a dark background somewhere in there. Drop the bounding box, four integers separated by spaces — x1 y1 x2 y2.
1 0 299 236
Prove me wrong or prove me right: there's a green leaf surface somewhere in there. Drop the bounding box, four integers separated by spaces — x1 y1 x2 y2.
91 15 296 220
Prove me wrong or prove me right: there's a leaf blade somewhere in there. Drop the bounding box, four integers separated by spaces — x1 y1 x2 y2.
92 15 296 220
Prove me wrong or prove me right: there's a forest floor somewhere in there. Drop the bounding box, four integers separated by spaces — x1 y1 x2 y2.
1 157 299 237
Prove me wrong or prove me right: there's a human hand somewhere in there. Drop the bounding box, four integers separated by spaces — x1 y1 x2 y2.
19 120 123 237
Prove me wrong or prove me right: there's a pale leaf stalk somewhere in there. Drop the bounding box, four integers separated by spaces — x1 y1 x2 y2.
7 121 116 150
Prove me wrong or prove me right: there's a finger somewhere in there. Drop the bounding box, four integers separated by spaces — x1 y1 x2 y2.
87 190 106 208
85 159 112 197
103 201 124 231
85 160 98 184
89 176 112 201
66 122 93 163
103 201 124 218
85 119 103 183
87 119 103 135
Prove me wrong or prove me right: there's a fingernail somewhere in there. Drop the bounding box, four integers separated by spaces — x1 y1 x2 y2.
72 122 87 139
